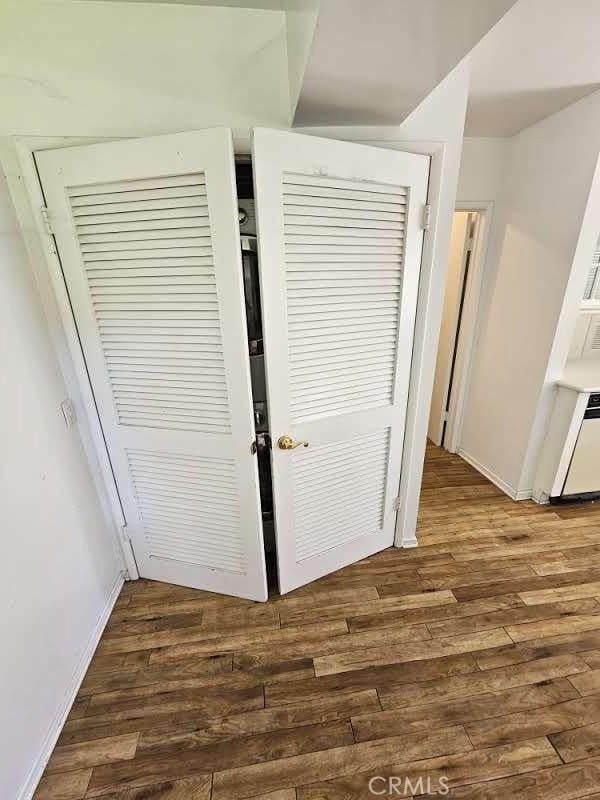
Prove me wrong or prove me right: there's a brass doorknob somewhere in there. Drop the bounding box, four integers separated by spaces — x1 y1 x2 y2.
277 435 309 450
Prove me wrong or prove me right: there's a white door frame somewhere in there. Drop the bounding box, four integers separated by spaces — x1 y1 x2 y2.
435 201 493 455
4 128 454 560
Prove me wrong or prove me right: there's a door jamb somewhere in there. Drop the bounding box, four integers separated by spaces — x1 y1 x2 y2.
443 201 493 454
2 135 138 578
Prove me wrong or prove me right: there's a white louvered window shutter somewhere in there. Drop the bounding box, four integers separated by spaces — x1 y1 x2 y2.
36 130 268 601
584 247 600 301
253 128 430 593
583 315 600 359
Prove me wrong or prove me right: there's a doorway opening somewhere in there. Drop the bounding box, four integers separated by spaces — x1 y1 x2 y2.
428 204 490 454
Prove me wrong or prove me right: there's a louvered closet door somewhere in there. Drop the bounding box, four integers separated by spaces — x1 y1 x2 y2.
36 129 268 601
253 128 429 593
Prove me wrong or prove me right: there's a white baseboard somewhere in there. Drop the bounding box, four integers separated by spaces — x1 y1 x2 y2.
18 572 125 800
401 537 419 548
458 449 532 501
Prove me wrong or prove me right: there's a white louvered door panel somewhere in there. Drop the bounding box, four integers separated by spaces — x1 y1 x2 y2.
253 128 429 593
36 129 268 601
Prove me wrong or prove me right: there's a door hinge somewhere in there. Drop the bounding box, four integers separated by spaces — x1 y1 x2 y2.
421 204 431 231
393 496 401 511
40 206 54 235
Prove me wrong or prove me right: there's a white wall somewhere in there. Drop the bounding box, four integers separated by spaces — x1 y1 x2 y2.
460 90 600 497
457 137 508 202
0 170 123 800
0 1 292 136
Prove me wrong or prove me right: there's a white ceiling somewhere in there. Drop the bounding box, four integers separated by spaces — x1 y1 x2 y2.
0 1 300 136
466 0 600 136
3 0 600 140
293 0 516 125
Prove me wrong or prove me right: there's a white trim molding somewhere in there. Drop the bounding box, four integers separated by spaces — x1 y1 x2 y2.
444 201 494 454
459 448 532 501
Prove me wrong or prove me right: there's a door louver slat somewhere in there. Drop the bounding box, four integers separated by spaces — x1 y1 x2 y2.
292 429 391 561
68 174 230 433
127 449 245 573
67 174 231 434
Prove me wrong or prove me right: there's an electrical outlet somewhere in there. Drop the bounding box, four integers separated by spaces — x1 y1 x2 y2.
60 398 77 428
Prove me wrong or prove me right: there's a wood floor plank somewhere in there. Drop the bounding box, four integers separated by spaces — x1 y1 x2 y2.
109 598 244 625
146 620 349 663
244 793 296 800
234 621 431 669
296 737 559 799
352 678 578 742
550 721 600 762
379 565 536 596
313 628 512 677
465 695 600 748
85 775 212 799
265 653 478 707
474 629 600 670
347 594 523 634
378 653 588 710
32 769 92 800
532 556 600 576
519 581 600 605
104 611 205 639
275 587 379 613
445 759 600 799
137 690 379 750
505 613 600 642
212 725 472 800
580 648 600 669
452 569 600 602
84 651 150 682
84 682 264 719
279 589 456 628
86 721 352 797
79 653 233 697
45 733 139 774
426 598 600 638
569 668 600 696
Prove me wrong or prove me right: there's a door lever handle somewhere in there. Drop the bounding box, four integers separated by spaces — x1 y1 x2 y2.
277 435 309 450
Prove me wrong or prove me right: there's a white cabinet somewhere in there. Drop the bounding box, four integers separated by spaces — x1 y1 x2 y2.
36 127 429 598
535 361 600 503
563 413 600 495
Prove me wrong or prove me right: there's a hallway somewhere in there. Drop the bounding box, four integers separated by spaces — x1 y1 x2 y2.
34 444 600 799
